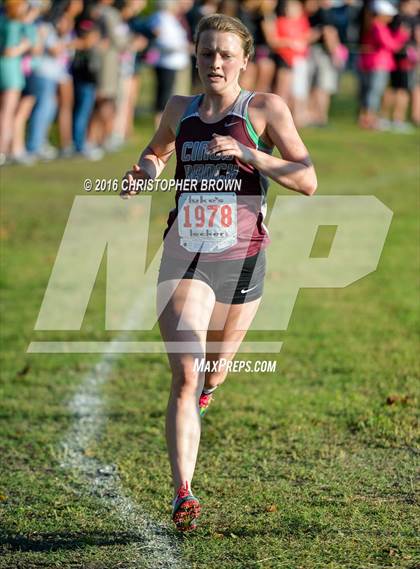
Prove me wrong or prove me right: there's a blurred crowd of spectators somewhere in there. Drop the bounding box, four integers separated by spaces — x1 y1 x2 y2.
0 0 418 167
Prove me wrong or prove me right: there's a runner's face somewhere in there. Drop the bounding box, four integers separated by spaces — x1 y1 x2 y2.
197 31 247 93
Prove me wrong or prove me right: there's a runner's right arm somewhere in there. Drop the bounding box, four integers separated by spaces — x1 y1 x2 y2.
122 96 189 197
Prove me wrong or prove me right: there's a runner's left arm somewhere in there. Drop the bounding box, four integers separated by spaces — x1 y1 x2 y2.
207 94 317 196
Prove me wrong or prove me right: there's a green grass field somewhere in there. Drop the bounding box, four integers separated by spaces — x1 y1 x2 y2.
0 76 419 569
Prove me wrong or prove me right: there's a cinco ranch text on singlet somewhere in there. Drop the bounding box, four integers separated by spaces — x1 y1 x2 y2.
163 89 273 261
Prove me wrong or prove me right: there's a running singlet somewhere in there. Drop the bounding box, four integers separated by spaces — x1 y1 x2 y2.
163 89 273 261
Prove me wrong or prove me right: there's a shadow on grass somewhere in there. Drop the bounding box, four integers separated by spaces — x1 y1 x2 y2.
0 530 147 553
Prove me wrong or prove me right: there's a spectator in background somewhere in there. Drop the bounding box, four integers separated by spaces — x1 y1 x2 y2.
186 0 219 92
266 0 290 101
112 0 148 149
71 18 102 159
270 0 311 125
174 0 195 97
218 0 239 17
346 0 364 72
56 0 83 157
307 0 346 126
26 7 77 160
412 6 420 126
11 0 50 165
187 0 219 38
358 0 409 130
237 0 262 89
329 0 352 46
380 0 420 132
149 0 191 127
88 0 132 151
254 0 278 92
127 2 155 131
237 0 278 92
0 0 33 166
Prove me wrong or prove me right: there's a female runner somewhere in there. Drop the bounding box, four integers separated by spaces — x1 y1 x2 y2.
123 14 317 531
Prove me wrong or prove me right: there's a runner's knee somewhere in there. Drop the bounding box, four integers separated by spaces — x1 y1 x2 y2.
171 361 203 398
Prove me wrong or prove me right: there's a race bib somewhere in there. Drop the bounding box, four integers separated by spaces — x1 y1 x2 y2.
178 192 237 253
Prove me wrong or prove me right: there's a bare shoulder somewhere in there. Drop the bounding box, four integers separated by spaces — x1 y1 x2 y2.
247 92 291 148
164 95 197 135
167 94 195 112
248 92 290 121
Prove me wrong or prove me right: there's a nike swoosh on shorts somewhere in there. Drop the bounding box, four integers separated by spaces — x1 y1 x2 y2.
241 284 258 294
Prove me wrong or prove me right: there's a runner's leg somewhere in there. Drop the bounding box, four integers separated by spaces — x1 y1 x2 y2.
204 298 261 389
158 278 216 496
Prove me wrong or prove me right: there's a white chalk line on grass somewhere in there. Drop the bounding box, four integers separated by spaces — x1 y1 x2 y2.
59 299 184 569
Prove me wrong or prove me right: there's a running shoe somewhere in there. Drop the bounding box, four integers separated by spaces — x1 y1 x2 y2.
172 481 200 532
199 391 214 417
392 120 416 134
12 152 37 166
37 144 58 162
59 144 76 159
80 145 104 162
199 386 219 417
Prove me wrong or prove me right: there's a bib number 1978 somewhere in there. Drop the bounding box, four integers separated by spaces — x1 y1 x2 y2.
178 192 237 253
